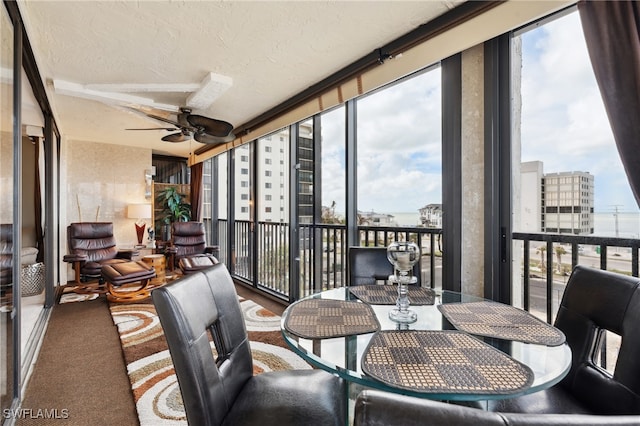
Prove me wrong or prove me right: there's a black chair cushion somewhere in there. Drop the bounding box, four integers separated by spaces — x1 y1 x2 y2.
355 390 640 426
223 370 345 426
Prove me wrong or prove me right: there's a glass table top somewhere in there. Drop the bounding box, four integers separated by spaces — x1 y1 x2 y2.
280 287 572 401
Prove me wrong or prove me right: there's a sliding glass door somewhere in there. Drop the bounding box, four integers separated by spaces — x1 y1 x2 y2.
0 3 15 413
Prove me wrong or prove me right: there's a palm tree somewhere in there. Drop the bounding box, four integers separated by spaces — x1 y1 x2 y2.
555 246 567 273
536 245 546 270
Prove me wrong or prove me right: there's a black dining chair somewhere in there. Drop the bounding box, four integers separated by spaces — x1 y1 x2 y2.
484 265 640 415
354 389 640 426
348 246 421 286
152 263 346 426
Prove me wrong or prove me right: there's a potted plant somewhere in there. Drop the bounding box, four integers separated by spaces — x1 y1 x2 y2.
156 186 191 241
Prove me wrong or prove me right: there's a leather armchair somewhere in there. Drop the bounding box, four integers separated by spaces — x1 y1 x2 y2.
63 222 133 292
167 221 219 273
484 265 640 415
349 246 421 286
152 263 346 425
354 389 640 426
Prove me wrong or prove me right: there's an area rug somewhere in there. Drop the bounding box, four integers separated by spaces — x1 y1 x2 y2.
109 297 311 426
58 285 99 304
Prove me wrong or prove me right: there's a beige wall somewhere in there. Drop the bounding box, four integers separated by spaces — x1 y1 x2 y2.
61 138 151 283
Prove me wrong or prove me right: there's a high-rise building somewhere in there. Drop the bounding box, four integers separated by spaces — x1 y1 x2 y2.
542 170 594 235
520 161 594 235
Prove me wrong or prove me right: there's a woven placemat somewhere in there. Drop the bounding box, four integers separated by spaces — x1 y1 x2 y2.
349 285 435 305
438 301 566 346
362 330 533 395
284 299 380 339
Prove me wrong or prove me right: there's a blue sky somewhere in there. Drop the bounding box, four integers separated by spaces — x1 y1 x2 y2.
320 10 638 217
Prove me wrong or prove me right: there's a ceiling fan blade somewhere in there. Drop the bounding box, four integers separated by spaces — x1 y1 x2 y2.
186 114 234 137
161 132 191 143
194 131 235 145
146 113 183 128
126 127 177 131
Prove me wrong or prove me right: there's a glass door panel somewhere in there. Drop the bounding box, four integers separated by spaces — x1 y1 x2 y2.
0 3 15 412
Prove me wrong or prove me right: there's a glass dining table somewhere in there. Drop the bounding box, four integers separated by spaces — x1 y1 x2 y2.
280 286 572 403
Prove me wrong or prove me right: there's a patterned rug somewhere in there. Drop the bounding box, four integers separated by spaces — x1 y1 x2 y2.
109 297 311 426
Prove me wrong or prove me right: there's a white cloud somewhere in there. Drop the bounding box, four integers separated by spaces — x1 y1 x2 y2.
519 11 637 212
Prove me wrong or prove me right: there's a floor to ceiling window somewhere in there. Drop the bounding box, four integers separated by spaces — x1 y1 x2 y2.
356 67 443 288
257 128 290 295
512 8 631 372
317 106 346 292
356 67 442 230
233 143 253 280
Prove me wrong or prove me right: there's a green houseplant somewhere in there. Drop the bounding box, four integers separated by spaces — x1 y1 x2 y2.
156 186 191 240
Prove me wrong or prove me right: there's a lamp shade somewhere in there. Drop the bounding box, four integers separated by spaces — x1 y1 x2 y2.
127 204 152 219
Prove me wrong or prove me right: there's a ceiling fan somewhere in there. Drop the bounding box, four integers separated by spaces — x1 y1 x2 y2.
126 107 235 144
53 73 235 145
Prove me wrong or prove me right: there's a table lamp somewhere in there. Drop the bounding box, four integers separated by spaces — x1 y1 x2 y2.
127 204 152 247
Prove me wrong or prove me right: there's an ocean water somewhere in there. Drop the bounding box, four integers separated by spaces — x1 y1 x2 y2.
389 211 640 238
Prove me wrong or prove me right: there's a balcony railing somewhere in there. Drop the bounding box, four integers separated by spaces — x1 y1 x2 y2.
512 232 639 324
211 219 442 300
208 219 631 373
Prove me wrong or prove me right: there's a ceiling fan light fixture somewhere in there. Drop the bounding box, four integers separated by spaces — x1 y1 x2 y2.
186 72 233 110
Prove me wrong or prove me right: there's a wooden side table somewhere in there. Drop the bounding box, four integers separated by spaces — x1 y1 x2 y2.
142 254 166 286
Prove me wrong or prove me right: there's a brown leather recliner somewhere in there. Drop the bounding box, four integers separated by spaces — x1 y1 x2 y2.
63 222 134 292
167 221 219 274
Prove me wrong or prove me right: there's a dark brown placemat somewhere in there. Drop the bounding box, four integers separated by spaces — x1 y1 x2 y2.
349 285 435 305
284 299 380 339
438 301 566 346
362 330 534 395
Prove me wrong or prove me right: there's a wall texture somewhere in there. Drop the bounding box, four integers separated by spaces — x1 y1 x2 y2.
62 139 151 282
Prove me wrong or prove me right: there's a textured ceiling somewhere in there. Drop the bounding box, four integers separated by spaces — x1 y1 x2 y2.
17 1 462 157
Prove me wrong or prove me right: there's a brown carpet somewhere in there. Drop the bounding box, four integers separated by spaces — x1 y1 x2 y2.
19 296 138 425
19 283 288 426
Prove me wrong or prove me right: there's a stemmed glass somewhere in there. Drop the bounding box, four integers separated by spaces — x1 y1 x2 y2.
386 241 420 323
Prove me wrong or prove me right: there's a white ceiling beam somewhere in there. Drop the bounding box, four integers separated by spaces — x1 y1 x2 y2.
186 72 233 110
53 79 180 112
85 83 201 93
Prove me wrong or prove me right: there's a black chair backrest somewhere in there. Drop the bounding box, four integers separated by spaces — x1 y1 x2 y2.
152 263 253 426
348 246 421 286
67 222 117 262
556 265 640 414
171 221 207 258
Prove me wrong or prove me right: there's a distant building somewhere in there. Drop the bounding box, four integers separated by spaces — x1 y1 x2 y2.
419 204 442 228
542 170 594 235
520 161 544 232
358 210 395 226
520 161 594 235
